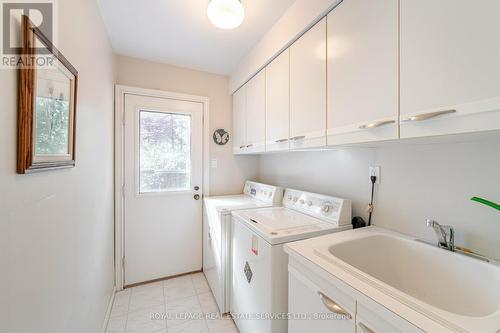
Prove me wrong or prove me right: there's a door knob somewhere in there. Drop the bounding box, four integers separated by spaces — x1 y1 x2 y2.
194 194 200 200
194 186 199 191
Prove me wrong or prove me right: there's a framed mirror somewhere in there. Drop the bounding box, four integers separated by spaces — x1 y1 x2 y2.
17 15 78 174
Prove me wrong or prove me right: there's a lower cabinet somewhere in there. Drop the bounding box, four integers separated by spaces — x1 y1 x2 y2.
289 266 355 333
356 302 424 333
288 260 425 333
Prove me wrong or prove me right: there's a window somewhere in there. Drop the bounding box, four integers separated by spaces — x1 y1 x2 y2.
139 111 191 193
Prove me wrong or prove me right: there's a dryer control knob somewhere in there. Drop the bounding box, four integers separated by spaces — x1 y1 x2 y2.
322 204 332 213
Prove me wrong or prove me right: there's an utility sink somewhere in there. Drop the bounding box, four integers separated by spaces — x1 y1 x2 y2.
285 227 500 332
320 233 500 318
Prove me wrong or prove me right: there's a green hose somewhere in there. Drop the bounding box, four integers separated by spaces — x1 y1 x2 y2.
471 197 500 212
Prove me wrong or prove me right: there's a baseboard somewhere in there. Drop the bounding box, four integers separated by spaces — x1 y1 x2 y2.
100 287 116 333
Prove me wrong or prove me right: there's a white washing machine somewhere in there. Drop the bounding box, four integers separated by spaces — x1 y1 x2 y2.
230 188 352 333
203 181 283 314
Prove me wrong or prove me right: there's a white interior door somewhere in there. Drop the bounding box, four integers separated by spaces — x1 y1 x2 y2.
124 93 203 286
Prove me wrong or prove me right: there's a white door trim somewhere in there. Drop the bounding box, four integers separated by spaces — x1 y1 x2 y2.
114 85 210 290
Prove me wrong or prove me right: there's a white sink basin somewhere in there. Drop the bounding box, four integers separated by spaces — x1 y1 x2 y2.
285 227 500 332
324 233 500 318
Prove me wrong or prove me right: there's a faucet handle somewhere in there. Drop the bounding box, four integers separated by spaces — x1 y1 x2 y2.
425 218 455 251
426 219 439 228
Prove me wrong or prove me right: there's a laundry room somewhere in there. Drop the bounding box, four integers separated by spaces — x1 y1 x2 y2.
1 1 499 333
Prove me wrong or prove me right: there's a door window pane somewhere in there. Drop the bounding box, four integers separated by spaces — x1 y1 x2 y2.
139 111 191 193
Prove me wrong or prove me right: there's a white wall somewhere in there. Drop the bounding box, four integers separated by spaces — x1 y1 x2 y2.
115 55 259 195
0 0 116 332
259 138 500 259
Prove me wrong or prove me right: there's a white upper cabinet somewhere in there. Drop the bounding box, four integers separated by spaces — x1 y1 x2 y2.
265 49 290 152
232 85 247 154
245 70 266 153
400 0 500 138
327 0 399 146
290 18 327 149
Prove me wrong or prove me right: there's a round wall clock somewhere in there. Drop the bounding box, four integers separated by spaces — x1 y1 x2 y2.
213 129 229 145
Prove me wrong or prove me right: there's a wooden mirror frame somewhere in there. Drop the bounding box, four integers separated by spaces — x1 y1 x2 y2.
17 15 78 174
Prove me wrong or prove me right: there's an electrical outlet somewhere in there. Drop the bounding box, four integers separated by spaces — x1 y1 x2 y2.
369 166 381 184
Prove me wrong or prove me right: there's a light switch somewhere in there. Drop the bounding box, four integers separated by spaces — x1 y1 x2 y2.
210 158 218 168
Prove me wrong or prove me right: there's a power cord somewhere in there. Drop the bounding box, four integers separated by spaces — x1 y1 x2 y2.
367 175 377 226
351 175 378 229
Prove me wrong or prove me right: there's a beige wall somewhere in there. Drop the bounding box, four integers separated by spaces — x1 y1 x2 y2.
116 55 259 195
259 137 500 259
0 0 115 332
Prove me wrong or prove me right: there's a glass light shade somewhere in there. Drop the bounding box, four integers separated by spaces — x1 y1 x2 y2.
207 0 245 30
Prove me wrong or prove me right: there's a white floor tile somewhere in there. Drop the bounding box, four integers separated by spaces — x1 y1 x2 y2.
190 273 209 291
105 273 237 333
106 315 127 333
129 283 165 312
169 319 209 333
206 317 239 333
166 295 203 328
197 292 219 315
111 290 131 318
126 304 166 333
165 275 197 301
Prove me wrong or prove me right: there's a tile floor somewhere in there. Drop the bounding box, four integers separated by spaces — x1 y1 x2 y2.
106 273 239 333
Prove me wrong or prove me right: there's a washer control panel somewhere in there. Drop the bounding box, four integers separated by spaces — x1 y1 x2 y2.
243 181 283 204
283 189 351 226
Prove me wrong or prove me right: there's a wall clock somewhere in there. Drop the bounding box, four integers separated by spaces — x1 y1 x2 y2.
213 129 229 145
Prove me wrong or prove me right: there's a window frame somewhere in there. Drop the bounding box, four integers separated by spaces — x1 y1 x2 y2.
134 107 194 197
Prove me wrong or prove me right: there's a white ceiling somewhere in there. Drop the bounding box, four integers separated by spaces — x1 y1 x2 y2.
97 0 296 75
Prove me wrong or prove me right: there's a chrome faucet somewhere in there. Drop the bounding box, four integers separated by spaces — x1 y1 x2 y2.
426 219 455 251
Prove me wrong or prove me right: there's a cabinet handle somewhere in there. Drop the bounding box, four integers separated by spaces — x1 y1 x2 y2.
290 135 306 141
246 144 254 148
317 292 352 319
358 322 376 333
402 109 456 122
239 145 245 149
275 138 289 143
359 120 395 130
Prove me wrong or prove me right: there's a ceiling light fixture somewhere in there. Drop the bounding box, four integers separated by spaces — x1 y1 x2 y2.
207 0 245 30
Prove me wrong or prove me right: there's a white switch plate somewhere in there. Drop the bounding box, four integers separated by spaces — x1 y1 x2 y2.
210 158 218 169
369 166 381 184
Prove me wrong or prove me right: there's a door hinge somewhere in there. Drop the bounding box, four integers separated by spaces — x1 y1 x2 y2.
122 184 125 197
122 111 125 126
122 257 125 268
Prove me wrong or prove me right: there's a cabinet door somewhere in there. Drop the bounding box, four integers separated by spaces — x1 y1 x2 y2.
232 86 247 154
245 70 266 153
266 49 290 152
356 303 425 333
290 18 327 149
400 0 500 138
289 266 355 333
327 0 398 145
